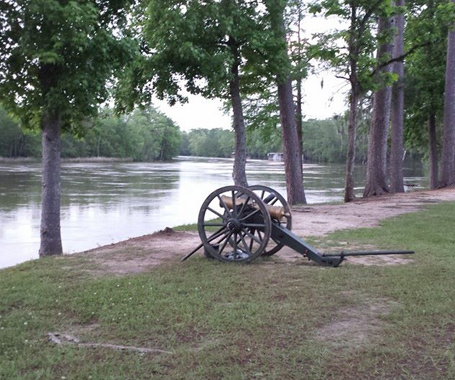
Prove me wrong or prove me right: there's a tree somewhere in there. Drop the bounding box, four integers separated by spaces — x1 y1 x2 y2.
0 0 133 256
120 0 269 187
389 0 406 193
440 0 455 188
404 0 453 189
310 0 395 202
363 14 395 198
264 0 307 205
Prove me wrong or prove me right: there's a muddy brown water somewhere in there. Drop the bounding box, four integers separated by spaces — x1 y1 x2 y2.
0 156 427 269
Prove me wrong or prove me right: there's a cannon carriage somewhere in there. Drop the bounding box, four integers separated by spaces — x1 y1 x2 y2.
182 185 413 267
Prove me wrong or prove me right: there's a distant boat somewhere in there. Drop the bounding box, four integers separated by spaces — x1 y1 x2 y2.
267 152 284 161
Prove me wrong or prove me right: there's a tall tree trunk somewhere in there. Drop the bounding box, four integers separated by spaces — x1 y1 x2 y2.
440 3 455 188
296 78 304 166
390 0 405 193
39 111 63 256
277 79 306 204
296 7 304 173
364 16 393 198
229 45 248 187
429 112 439 190
266 3 306 205
345 89 358 202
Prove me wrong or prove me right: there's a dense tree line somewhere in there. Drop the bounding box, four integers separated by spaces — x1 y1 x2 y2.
180 117 369 163
0 106 181 161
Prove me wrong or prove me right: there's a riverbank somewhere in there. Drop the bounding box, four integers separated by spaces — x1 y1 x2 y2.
0 157 135 163
78 187 455 273
1 188 455 379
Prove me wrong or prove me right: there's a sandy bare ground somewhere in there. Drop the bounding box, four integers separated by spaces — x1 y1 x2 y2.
77 187 455 274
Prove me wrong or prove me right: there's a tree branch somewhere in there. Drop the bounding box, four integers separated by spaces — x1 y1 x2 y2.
369 41 431 77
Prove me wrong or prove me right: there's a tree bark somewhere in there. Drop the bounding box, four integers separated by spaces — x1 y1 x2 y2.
345 90 358 202
389 0 405 193
429 112 439 190
277 79 306 204
229 44 248 187
364 16 393 198
39 111 63 256
296 78 304 167
440 3 455 188
267 6 306 205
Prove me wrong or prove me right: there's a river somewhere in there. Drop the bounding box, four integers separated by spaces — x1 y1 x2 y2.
0 156 427 269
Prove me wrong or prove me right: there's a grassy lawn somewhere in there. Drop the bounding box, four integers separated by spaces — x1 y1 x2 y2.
1 203 455 379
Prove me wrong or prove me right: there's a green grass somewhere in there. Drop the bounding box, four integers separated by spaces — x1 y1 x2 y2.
1 203 455 379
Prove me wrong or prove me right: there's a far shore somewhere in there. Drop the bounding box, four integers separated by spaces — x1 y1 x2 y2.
0 157 134 163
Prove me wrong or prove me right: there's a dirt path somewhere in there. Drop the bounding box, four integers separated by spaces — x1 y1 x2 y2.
78 187 455 274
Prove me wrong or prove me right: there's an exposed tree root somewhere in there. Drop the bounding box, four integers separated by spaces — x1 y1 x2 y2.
47 332 172 354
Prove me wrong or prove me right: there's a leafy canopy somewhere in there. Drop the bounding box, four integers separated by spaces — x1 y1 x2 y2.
116 0 280 111
0 0 134 131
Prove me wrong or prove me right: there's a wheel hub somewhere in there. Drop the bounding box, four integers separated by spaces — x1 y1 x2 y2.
226 218 242 233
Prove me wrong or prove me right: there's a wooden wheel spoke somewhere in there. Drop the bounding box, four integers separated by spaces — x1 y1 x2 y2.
218 231 233 255
240 208 260 221
257 230 263 240
206 227 227 243
203 222 225 227
237 195 250 219
207 207 228 221
233 232 238 258
264 194 277 204
242 228 262 245
231 190 237 217
249 229 255 251
239 233 251 255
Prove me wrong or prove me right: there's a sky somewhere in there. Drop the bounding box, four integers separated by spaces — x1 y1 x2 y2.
153 14 349 132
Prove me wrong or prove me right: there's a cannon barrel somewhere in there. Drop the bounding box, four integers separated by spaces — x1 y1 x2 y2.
220 195 290 221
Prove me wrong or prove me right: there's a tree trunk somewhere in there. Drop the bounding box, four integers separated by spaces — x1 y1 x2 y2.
440 3 455 188
429 112 439 190
277 79 306 205
39 111 63 256
389 0 405 193
296 8 304 173
271 8 306 205
345 90 358 202
296 78 304 164
229 45 248 187
364 16 393 198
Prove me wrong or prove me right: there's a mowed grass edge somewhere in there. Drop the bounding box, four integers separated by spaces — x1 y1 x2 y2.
1 202 455 380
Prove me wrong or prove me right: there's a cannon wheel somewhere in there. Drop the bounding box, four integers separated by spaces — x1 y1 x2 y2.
198 186 272 263
249 185 292 256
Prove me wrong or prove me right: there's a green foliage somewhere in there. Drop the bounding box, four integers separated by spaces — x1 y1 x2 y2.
302 117 368 163
0 106 41 157
308 0 396 94
182 129 234 158
403 0 455 155
180 115 370 163
0 105 182 161
117 0 272 109
0 0 134 131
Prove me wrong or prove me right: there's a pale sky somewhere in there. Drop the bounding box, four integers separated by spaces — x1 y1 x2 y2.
154 14 349 132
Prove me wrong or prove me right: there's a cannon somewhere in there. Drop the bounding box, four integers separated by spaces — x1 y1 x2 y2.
182 185 414 267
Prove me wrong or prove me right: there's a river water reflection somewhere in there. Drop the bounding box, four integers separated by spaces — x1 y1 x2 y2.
0 156 427 269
